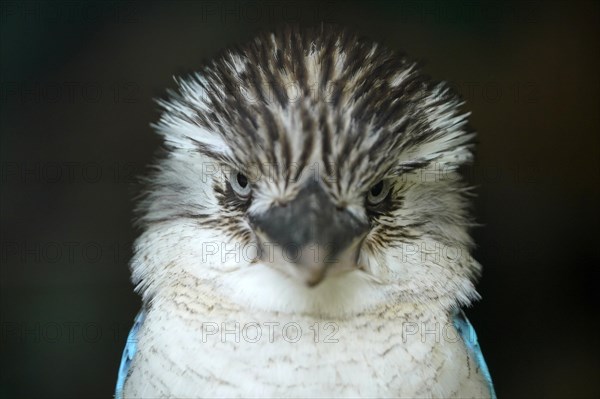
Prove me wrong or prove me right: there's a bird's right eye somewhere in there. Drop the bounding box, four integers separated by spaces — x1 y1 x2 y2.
230 171 252 198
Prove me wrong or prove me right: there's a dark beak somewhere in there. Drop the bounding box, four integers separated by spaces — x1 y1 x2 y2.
249 180 369 286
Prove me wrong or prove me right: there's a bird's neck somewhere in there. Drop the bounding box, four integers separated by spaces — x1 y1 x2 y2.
151 271 450 321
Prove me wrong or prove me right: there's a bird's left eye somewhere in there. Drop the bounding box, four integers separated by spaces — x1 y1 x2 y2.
230 171 252 198
366 180 390 205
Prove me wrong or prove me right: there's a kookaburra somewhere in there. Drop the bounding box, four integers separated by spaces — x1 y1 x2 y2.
116 26 496 398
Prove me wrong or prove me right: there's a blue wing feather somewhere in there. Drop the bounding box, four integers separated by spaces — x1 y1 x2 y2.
452 309 497 399
115 309 146 399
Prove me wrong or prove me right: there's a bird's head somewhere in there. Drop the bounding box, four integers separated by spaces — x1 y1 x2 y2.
132 26 481 316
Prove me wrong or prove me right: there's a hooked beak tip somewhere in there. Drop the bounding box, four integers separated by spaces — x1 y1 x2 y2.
304 271 326 287
296 258 328 287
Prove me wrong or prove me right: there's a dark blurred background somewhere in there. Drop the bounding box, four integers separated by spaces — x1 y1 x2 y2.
1 1 598 398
